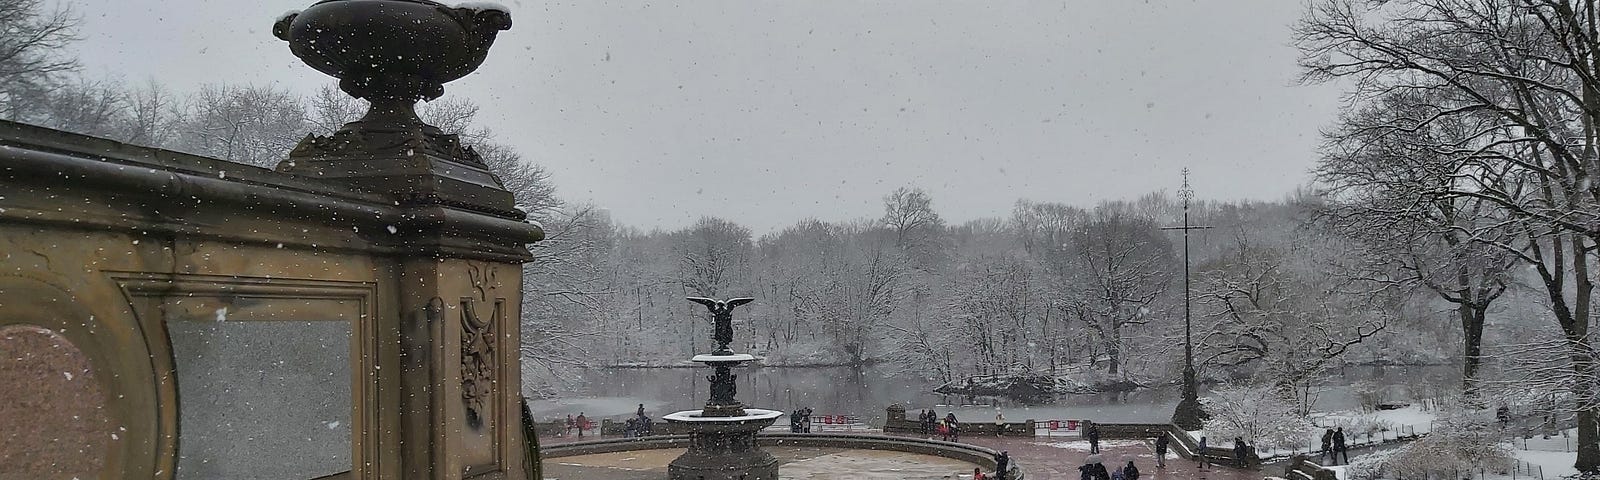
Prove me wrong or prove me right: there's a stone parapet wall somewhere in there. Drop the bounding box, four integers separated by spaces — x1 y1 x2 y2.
0 118 543 479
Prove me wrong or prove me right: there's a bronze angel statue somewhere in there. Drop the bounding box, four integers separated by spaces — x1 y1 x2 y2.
686 297 754 355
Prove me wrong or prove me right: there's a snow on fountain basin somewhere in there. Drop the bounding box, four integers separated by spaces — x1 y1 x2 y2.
691 353 756 363
663 408 784 423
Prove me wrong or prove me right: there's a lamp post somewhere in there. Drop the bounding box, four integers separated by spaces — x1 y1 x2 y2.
1162 168 1211 430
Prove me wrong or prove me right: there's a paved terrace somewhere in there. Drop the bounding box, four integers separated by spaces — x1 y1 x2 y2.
539 431 1263 480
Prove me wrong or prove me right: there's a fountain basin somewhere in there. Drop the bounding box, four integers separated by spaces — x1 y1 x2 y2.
690 353 755 363
663 408 782 424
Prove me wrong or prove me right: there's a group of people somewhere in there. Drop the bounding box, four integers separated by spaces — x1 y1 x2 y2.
564 404 655 438
564 412 592 437
1319 427 1351 465
970 451 1013 480
788 407 814 433
1191 436 1254 468
1078 456 1139 480
623 404 654 438
916 409 962 442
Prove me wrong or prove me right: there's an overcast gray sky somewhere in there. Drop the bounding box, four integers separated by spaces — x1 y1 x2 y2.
72 1 1344 234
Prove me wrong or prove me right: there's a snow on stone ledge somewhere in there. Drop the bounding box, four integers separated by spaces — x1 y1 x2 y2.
456 1 510 14
691 353 755 363
664 409 783 423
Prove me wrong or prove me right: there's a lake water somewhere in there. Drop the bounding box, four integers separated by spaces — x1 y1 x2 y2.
526 364 1458 427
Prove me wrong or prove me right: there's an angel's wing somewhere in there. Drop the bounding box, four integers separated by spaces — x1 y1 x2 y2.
685 297 718 308
726 298 756 308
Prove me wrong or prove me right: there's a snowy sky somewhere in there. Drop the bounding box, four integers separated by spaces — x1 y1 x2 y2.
70 1 1344 234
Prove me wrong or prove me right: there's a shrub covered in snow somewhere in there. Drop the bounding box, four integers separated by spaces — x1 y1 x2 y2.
1344 408 1512 479
1201 383 1315 450
1324 412 1395 436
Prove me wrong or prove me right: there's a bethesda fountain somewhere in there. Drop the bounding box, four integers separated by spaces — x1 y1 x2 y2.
663 297 783 480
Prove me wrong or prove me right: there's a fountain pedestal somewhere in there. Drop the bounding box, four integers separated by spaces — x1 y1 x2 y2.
662 407 781 480
664 300 781 480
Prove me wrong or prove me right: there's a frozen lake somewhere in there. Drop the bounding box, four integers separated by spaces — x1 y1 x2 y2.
527 364 1457 426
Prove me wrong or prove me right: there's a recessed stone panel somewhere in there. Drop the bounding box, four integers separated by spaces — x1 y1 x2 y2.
169 319 351 480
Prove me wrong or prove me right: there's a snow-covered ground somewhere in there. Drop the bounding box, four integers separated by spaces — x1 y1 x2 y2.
1314 427 1578 480
1189 405 1440 460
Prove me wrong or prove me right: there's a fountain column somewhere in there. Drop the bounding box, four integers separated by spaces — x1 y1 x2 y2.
663 297 782 480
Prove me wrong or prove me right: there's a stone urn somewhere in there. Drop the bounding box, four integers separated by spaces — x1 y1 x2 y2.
273 0 511 128
271 0 519 215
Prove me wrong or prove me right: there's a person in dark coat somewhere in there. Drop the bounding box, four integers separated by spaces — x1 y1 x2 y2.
1087 423 1101 453
1154 434 1169 467
994 451 1011 480
1233 437 1249 467
1196 436 1210 469
1123 460 1140 480
1332 427 1348 464
1320 428 1334 462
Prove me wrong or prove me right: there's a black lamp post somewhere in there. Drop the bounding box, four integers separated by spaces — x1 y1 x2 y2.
1163 168 1210 430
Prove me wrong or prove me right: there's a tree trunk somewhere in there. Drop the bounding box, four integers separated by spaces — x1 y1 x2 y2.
1572 240 1597 473
1460 303 1486 401
1108 320 1121 375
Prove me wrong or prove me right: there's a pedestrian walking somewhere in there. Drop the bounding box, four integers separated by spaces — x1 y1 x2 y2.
946 412 961 442
1320 428 1333 462
994 450 1011 480
1196 436 1210 469
564 414 574 437
1123 460 1140 480
1154 434 1169 467
1233 437 1249 467
1087 423 1101 454
575 412 589 438
1332 427 1348 464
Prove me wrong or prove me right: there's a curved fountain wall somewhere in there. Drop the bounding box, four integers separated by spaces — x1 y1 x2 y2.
540 433 1024 478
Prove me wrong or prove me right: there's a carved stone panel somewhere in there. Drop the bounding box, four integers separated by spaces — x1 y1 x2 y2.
461 263 504 431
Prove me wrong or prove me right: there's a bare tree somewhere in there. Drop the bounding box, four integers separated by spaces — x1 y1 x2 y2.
121 79 183 147
1317 92 1519 400
177 84 307 168
881 186 948 269
1068 204 1174 376
0 0 79 120
306 84 365 135
1298 0 1600 469
1195 230 1390 414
